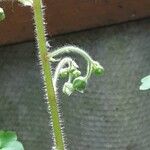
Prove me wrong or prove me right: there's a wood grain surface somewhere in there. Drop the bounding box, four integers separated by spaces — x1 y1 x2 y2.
0 0 150 45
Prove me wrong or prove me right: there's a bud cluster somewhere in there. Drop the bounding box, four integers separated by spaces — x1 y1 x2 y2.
55 56 104 96
48 46 104 95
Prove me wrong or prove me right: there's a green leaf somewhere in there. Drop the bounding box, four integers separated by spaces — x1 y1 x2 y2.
140 75 150 90
18 0 33 6
0 8 5 21
0 131 24 150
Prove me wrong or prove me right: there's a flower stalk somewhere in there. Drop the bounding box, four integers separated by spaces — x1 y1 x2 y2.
53 57 78 89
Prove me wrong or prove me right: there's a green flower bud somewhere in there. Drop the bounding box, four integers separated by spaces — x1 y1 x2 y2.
92 61 104 76
63 82 74 96
59 65 80 78
59 68 69 78
0 8 5 21
73 76 87 92
72 69 81 78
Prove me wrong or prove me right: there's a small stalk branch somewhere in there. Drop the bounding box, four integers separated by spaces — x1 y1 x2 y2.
53 57 75 89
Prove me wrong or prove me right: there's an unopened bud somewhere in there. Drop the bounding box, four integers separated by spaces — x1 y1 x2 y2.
72 69 81 78
73 76 87 92
63 82 74 96
92 61 104 76
59 68 69 78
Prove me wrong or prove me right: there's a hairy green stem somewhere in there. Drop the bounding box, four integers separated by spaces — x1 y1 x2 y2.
33 0 65 149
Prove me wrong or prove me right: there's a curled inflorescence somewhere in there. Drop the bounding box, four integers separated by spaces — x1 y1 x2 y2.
49 45 104 96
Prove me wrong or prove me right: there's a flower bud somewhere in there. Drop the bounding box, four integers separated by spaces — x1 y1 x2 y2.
62 82 74 96
0 8 5 21
59 68 69 78
73 76 87 92
72 69 81 78
92 61 104 76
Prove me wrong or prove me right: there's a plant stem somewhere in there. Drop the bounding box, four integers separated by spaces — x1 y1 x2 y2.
33 0 65 149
